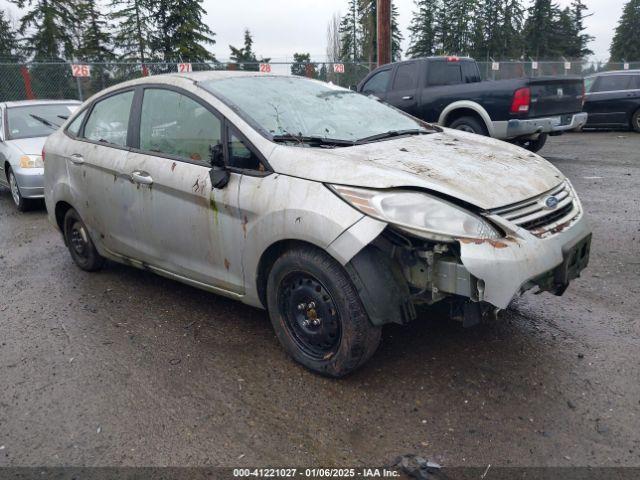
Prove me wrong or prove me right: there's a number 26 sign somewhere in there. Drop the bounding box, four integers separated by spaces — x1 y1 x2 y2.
71 64 91 78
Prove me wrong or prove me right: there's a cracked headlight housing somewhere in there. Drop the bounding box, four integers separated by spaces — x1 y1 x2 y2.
330 185 502 241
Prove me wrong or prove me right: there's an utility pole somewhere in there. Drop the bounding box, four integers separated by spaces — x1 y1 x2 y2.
377 0 392 67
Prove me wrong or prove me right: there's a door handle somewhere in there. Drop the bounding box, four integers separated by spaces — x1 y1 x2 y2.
402 95 414 100
131 171 153 185
69 153 84 165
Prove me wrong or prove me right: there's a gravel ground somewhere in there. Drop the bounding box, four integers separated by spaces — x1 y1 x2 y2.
0 131 638 468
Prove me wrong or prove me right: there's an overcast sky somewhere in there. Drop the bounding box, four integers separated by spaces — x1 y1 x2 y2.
0 0 627 61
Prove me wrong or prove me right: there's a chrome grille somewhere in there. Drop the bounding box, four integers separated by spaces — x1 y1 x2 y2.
492 182 581 237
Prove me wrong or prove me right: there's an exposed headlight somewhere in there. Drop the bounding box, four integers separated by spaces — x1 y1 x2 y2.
19 155 44 169
330 185 502 241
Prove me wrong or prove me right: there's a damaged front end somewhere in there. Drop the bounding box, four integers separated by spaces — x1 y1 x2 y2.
342 182 592 328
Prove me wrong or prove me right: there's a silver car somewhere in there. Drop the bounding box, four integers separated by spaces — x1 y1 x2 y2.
44 72 591 377
0 100 80 210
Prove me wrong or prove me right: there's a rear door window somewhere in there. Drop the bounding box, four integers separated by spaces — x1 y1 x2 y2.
593 75 633 92
362 70 391 95
83 91 134 147
139 88 222 162
392 63 418 90
427 63 463 86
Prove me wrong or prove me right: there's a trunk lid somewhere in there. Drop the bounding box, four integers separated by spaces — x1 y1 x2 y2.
528 77 584 117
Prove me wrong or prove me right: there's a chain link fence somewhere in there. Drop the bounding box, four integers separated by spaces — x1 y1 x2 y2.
1 60 639 103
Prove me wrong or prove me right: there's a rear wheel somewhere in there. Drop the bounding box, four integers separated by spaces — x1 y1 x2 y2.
632 109 640 133
63 208 105 272
516 133 548 153
7 167 30 212
449 116 488 136
266 246 381 377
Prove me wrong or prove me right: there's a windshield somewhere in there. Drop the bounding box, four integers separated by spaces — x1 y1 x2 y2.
7 104 79 140
200 76 433 145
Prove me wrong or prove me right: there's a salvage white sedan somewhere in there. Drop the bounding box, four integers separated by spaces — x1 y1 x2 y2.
44 72 591 376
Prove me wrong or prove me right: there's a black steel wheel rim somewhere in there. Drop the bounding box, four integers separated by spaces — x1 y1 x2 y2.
70 221 89 259
277 271 342 360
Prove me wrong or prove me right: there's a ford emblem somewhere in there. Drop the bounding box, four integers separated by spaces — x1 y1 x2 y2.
545 196 559 209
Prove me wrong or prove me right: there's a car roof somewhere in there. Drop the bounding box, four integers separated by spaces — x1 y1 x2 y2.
588 69 640 77
2 99 81 108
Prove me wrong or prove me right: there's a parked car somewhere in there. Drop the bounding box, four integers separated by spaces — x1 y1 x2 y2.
357 56 588 152
44 72 591 377
583 70 640 132
0 100 81 210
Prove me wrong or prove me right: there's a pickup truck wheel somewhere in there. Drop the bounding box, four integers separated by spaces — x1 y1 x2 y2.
449 116 488 136
266 246 381 377
632 109 640 133
517 133 548 153
63 208 105 272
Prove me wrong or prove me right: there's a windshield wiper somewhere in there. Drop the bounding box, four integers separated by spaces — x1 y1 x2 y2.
29 114 61 129
355 129 430 144
272 134 356 147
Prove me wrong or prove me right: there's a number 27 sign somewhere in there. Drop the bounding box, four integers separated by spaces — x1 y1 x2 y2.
178 63 192 73
71 64 91 78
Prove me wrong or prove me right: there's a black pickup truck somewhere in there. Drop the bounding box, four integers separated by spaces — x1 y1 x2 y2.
357 56 587 152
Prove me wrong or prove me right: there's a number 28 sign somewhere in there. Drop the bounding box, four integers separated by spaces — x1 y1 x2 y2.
71 64 91 78
259 63 271 73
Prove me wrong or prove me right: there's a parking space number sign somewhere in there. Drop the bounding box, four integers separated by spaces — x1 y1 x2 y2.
178 63 192 73
71 64 91 78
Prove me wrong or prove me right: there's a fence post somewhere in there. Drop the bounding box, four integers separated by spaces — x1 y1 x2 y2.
19 66 35 100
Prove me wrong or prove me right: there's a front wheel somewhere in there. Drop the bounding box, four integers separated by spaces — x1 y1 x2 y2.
63 208 105 272
7 167 30 212
266 246 381 377
516 133 548 153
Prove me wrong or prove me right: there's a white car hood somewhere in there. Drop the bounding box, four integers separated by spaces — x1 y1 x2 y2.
6 137 47 156
267 128 565 210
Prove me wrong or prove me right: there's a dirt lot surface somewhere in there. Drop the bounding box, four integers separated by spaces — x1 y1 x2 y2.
0 131 638 468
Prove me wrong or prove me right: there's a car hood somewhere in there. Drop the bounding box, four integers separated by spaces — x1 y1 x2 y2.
267 128 565 210
6 137 47 156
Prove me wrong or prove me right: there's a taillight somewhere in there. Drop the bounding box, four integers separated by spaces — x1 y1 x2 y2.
511 87 531 114
447 56 460 62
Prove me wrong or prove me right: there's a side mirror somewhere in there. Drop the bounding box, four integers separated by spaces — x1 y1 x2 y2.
209 143 224 167
208 143 230 189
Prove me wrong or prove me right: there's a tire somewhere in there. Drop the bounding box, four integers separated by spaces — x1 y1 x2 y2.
631 109 640 133
516 133 548 153
266 246 381 377
63 208 105 272
449 116 488 136
7 167 30 212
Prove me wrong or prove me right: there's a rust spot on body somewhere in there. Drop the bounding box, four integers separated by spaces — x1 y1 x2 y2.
224 258 230 270
459 238 509 248
242 215 248 238
171 162 177 172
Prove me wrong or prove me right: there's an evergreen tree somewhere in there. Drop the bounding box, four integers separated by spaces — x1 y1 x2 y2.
110 0 154 62
76 1 114 62
407 0 439 58
339 0 361 61
150 0 215 62
291 52 313 77
500 0 525 58
523 0 557 59
229 30 269 71
436 0 477 55
11 0 76 60
0 10 20 61
610 0 640 61
569 0 593 58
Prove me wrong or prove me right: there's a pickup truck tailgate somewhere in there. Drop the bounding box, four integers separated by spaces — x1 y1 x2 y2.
529 77 584 117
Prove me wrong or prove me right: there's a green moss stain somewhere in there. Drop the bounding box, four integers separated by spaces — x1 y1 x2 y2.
210 194 219 225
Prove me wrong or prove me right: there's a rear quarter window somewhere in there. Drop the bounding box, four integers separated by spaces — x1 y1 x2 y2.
593 75 633 92
427 63 462 86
